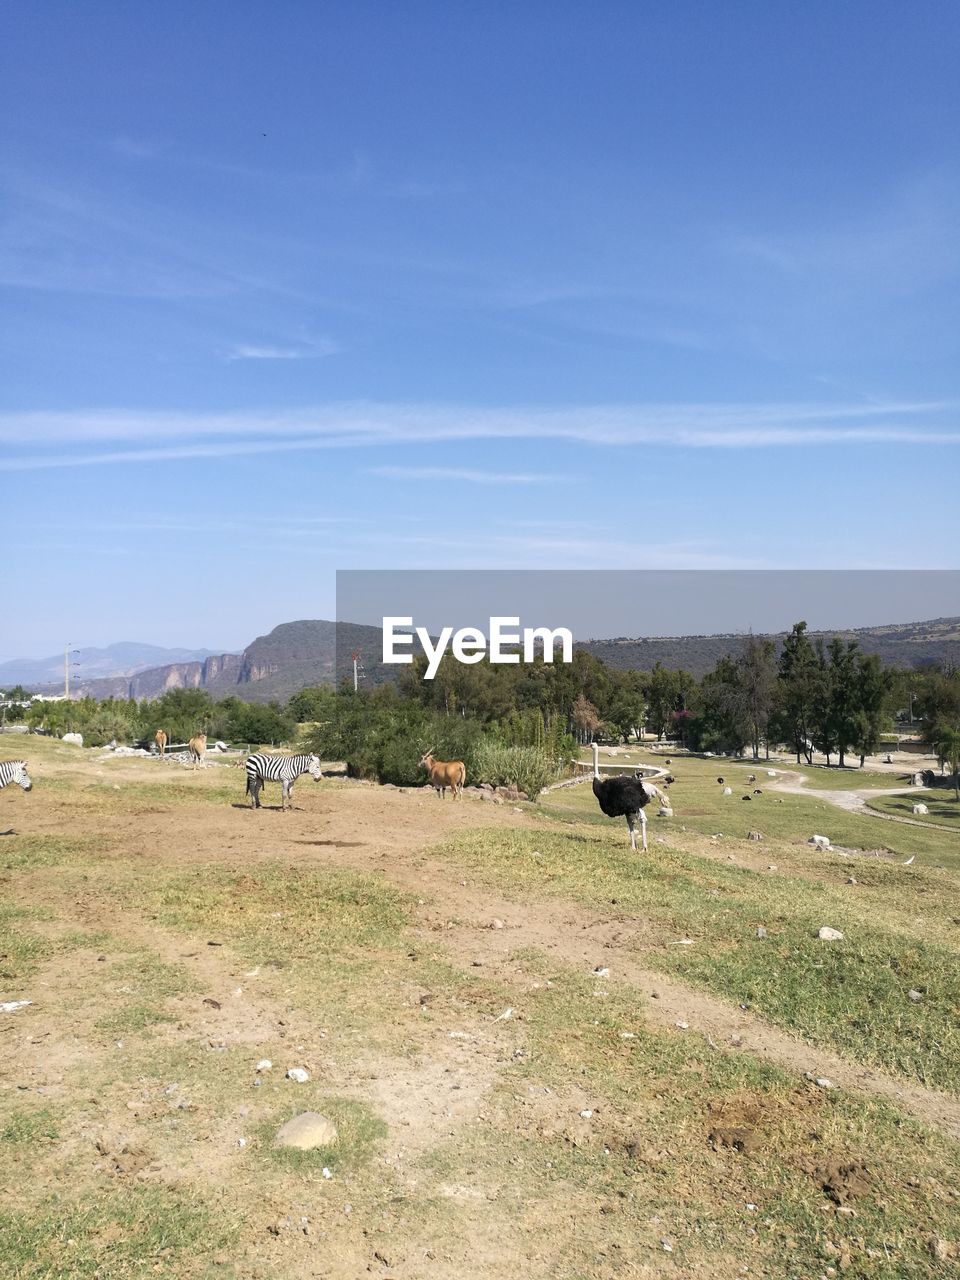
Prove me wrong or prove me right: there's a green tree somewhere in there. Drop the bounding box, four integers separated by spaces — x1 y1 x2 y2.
934 726 960 800
774 622 818 764
738 636 777 759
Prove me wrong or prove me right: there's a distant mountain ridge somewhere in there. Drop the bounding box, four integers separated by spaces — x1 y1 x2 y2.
580 615 960 677
0 641 224 689
12 615 960 702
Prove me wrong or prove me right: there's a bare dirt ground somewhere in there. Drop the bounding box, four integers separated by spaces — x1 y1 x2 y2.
4 750 960 1278
10 765 960 1141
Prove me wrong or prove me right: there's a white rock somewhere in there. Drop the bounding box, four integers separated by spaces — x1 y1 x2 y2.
286 1067 310 1083
766 770 777 777
255 1059 273 1073
809 835 831 849
0 999 32 1013
592 967 610 978
908 989 923 1003
62 732 83 746
818 927 844 941
912 804 929 816
658 806 673 818
722 787 733 796
815 1077 835 1089
275 1112 338 1149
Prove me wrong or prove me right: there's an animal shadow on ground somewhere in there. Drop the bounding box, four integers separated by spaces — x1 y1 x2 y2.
230 802 303 812
294 839 365 849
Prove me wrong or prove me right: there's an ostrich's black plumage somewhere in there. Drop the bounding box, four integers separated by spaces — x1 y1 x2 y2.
592 773 652 819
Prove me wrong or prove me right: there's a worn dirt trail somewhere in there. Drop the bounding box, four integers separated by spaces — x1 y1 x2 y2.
768 769 958 834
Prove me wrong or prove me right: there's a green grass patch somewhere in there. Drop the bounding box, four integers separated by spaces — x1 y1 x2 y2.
546 770 960 869
429 826 960 1090
0 1185 232 1279
0 1107 59 1147
0 904 55 982
257 1096 388 1174
0 833 111 871
867 791 960 830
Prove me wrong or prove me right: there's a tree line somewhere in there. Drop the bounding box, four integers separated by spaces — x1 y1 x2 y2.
4 619 959 791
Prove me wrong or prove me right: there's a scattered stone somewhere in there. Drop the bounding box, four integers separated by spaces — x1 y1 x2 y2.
255 1059 273 1072
62 732 83 746
285 1067 310 1083
722 787 733 796
675 1020 689 1030
928 1237 958 1262
767 864 777 872
490 918 505 930
755 926 767 939
815 1077 835 1090
275 1112 338 1149
0 1000 32 1014
747 831 763 841
593 966 610 978
202 997 221 1010
657 806 673 818
908 989 924 1003
845 877 857 884
912 803 929 816
818 926 844 941
809 835 832 850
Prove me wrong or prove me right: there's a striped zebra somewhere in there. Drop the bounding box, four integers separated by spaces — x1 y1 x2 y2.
0 760 33 792
245 752 322 810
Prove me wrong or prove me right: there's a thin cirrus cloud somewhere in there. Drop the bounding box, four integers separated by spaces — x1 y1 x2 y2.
369 465 566 485
224 338 342 362
0 399 957 471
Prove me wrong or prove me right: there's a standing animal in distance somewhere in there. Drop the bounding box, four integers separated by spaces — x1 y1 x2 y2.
155 729 167 757
246 752 322 810
188 734 206 769
0 760 32 792
419 750 466 800
590 743 666 852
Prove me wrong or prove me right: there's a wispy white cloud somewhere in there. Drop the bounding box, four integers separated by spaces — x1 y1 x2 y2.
0 399 956 471
225 338 341 361
369 465 567 485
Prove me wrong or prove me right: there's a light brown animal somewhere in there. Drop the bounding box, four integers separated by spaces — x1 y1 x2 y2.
154 729 167 757
188 733 206 769
419 749 466 800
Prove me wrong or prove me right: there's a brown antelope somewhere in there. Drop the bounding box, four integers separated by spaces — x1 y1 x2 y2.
419 749 466 800
155 729 167 757
188 733 207 769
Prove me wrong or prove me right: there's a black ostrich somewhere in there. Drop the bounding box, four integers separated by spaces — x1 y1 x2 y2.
590 743 664 852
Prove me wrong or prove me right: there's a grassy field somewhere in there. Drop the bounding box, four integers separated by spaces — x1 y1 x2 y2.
2 736 959 1277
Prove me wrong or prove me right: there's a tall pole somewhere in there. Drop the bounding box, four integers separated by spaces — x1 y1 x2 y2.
352 651 359 692
65 643 70 701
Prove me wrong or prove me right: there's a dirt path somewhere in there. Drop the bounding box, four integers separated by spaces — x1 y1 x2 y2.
9 774 960 1144
769 770 958 834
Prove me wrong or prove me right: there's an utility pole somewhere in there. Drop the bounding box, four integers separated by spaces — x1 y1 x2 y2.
64 645 79 700
352 651 363 692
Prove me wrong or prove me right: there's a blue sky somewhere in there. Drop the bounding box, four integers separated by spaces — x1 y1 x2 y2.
2 2 958 659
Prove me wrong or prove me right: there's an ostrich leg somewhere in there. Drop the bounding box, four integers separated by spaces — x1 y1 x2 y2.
639 808 648 852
